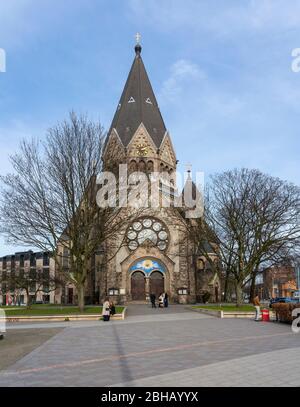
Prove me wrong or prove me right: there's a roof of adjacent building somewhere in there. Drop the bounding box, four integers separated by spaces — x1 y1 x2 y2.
107 43 167 148
0 250 51 262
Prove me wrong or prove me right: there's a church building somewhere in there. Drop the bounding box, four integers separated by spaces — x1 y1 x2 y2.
90 39 220 305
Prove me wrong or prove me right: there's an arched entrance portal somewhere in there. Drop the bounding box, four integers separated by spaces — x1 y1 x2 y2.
131 271 145 300
129 258 167 301
150 271 164 299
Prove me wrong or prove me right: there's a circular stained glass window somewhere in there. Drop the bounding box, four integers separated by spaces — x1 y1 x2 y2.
128 241 138 250
138 229 157 245
127 218 169 251
153 222 162 231
158 231 168 240
133 222 142 231
143 218 152 228
157 241 167 250
127 231 137 240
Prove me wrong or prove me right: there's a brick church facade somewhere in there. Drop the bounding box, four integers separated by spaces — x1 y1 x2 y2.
90 41 220 305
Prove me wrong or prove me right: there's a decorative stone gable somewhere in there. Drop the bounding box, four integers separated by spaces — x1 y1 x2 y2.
159 134 176 167
103 130 125 171
127 124 157 158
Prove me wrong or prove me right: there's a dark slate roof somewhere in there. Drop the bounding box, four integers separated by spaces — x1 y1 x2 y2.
107 45 167 148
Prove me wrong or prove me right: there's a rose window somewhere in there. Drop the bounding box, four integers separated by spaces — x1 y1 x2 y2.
127 218 169 251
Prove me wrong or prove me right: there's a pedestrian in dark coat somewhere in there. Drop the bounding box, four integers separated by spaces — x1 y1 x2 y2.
164 292 169 308
110 300 116 316
150 293 156 308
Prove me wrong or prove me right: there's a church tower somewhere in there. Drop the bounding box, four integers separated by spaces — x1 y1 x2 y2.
102 36 177 180
99 36 197 305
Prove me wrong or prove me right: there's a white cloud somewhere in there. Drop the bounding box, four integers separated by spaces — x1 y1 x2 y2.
159 58 244 120
160 59 205 102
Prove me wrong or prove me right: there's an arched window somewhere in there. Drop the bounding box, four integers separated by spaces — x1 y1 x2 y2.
147 160 154 172
139 160 146 172
129 160 137 172
197 258 205 270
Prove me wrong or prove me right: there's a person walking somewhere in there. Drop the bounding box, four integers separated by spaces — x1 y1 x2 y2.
253 295 261 321
164 292 169 308
102 297 111 322
150 293 156 308
158 293 164 308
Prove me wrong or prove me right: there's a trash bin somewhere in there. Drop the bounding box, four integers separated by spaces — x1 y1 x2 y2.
262 308 270 322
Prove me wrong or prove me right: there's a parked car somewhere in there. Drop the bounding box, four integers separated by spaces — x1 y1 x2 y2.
269 297 299 308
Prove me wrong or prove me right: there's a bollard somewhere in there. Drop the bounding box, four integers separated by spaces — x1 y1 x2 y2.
262 308 270 322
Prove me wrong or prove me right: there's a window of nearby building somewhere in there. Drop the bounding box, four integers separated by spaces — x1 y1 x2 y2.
62 247 70 268
30 254 36 267
30 295 36 304
9 270 15 292
178 288 188 295
1 270 7 293
43 268 50 292
127 218 169 251
42 294 50 303
43 253 49 266
29 269 36 293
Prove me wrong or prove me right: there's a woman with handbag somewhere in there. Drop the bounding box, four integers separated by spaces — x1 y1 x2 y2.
102 297 111 321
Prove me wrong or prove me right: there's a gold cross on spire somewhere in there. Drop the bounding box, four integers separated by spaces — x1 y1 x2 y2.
135 32 141 45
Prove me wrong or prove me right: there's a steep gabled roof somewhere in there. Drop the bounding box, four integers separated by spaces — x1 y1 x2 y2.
107 43 167 148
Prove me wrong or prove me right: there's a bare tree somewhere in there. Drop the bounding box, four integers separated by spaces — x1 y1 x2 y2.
1 266 61 308
215 169 299 305
0 112 135 311
183 168 300 306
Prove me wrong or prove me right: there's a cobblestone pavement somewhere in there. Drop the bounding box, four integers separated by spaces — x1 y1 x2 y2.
0 305 299 387
0 328 62 371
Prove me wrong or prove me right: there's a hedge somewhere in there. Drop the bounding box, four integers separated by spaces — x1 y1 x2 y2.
272 303 300 323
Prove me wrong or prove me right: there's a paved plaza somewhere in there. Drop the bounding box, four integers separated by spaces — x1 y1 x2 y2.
0 305 300 387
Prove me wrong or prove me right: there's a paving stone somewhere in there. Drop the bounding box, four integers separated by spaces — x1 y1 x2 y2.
0 305 299 387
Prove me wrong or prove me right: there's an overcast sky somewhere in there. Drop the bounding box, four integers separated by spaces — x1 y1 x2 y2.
0 0 300 255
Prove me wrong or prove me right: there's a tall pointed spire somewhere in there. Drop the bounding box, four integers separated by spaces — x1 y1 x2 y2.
108 35 167 148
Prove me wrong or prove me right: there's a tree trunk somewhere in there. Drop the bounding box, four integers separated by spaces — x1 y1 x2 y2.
223 269 230 302
26 290 32 309
77 284 85 312
249 274 256 303
235 282 243 307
